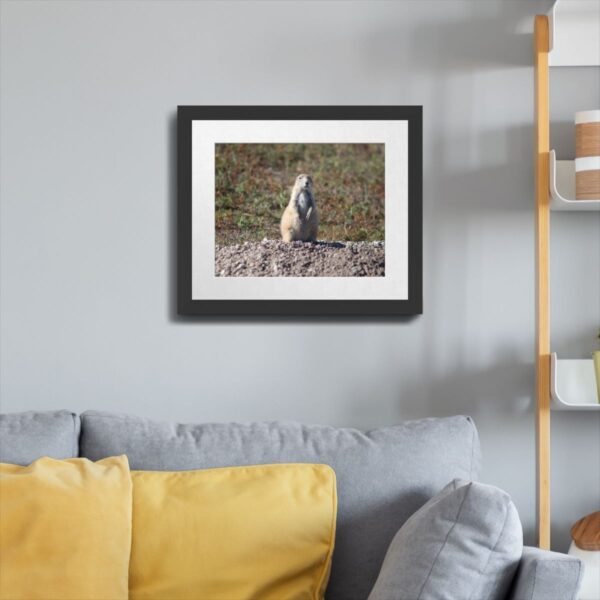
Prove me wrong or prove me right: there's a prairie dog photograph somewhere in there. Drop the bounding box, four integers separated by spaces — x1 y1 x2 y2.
214 143 384 277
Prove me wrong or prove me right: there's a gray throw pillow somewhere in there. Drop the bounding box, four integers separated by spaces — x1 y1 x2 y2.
0 410 80 465
368 479 523 600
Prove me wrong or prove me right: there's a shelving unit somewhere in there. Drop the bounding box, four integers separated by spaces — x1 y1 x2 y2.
549 151 600 211
551 354 599 410
534 0 600 550
548 0 600 67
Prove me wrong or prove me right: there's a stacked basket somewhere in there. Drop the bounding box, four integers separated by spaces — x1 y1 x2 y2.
576 110 600 200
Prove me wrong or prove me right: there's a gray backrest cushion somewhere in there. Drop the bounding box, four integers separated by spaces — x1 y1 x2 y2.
80 411 481 600
507 546 583 600
0 410 80 465
368 479 523 600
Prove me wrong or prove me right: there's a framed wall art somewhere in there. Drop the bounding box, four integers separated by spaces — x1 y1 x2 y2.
178 106 422 317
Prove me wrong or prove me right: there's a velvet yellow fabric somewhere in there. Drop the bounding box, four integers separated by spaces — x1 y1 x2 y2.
0 456 132 600
130 463 337 600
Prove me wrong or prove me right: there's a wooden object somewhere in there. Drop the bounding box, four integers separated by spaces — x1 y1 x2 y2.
577 169 600 199
576 111 600 200
534 14 551 551
571 511 600 551
576 123 600 157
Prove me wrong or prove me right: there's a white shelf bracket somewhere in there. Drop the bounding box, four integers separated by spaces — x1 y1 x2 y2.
549 151 600 211
548 0 600 66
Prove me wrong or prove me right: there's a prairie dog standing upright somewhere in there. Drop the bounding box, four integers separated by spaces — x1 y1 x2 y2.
280 174 319 242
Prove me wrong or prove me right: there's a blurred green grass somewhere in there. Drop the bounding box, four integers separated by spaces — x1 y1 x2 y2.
215 143 384 245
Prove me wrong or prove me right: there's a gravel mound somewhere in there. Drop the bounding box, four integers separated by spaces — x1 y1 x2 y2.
215 240 385 277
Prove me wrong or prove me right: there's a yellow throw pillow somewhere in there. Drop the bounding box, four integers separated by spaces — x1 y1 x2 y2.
130 463 337 600
0 456 132 600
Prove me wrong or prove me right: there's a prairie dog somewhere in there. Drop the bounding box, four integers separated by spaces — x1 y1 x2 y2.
280 174 319 242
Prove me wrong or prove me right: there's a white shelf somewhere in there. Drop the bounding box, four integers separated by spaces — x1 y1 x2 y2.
551 353 600 411
549 151 600 211
548 0 600 66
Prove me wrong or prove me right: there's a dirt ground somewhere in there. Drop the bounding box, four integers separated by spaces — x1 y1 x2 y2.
215 240 385 277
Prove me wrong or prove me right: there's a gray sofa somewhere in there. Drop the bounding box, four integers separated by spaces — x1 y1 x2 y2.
0 410 583 600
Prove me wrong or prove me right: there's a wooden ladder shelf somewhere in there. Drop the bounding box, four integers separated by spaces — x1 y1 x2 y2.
534 1 600 550
534 14 551 551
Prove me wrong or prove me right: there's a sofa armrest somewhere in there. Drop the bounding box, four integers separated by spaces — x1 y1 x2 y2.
507 546 583 600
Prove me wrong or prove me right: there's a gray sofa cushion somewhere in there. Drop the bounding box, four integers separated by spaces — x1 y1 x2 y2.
368 479 523 600
0 410 80 465
80 411 481 600
507 546 583 600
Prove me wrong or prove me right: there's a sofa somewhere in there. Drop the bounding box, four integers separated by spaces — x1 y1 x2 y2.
0 410 583 600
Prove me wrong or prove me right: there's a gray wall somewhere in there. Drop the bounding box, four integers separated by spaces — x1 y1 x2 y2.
1 0 598 551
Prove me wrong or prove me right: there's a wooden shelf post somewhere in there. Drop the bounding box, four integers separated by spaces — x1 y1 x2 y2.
534 14 551 550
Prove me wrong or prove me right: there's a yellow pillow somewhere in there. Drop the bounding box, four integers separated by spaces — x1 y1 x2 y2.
0 456 132 600
130 463 337 600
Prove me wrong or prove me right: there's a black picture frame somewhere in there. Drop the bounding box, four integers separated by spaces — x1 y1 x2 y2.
177 106 422 317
